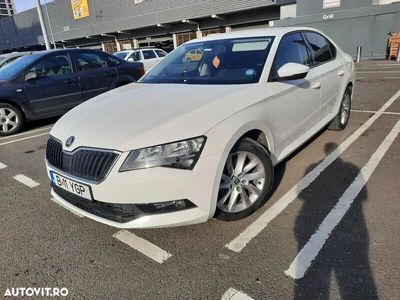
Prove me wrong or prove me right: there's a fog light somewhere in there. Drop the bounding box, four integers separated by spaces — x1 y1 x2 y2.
136 199 196 215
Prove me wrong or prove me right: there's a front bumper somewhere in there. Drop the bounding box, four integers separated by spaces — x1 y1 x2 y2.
47 151 223 229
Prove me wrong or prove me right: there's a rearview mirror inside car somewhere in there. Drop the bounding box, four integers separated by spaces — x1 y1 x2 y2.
277 63 310 81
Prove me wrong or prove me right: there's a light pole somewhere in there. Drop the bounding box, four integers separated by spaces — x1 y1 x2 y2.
35 0 51 50
43 0 56 48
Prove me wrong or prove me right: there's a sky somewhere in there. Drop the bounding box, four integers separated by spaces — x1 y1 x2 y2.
14 0 36 13
14 0 55 13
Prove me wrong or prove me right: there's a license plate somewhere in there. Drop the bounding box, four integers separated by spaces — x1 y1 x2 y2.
50 171 92 201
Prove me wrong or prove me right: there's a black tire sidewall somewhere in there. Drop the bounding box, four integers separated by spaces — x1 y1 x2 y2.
0 103 24 136
215 138 274 221
339 88 352 128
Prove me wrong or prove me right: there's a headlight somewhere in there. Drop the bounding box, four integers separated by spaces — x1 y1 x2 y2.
119 136 206 172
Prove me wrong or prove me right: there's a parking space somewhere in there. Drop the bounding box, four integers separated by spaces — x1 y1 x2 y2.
1 60 399 299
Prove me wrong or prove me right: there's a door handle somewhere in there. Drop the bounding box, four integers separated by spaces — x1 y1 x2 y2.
63 79 77 84
337 70 345 76
311 82 321 89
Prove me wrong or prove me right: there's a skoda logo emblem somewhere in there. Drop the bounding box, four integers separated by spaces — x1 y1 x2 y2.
65 136 75 148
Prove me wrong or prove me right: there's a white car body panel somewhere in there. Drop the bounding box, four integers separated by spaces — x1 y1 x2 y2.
48 27 356 228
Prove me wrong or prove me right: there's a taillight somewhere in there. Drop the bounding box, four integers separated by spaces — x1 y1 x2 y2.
139 64 145 77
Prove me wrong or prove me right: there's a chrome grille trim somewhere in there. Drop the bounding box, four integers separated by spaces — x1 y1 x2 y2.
46 137 120 183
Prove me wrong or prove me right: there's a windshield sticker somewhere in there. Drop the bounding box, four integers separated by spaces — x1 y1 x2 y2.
245 69 256 77
213 56 221 68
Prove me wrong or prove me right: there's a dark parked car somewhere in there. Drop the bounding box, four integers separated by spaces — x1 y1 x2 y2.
0 49 144 136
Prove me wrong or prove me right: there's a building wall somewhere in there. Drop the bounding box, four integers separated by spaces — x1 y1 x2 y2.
0 0 277 51
0 0 15 16
296 0 373 16
275 1 400 59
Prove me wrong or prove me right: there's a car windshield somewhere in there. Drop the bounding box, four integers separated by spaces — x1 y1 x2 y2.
0 54 38 81
140 36 274 85
114 52 129 59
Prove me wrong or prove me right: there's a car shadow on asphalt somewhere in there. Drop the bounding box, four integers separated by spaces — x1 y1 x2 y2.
23 116 60 132
292 142 378 300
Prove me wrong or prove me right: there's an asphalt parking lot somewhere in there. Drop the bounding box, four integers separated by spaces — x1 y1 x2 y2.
1 60 399 299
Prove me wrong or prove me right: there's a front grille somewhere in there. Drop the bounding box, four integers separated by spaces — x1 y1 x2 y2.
46 138 119 182
53 186 143 223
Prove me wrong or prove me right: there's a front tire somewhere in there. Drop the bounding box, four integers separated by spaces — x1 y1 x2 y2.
329 87 352 131
215 138 274 221
0 103 24 136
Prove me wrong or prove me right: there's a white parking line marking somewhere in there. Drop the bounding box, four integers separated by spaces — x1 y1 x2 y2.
351 109 400 116
0 162 7 169
225 89 400 253
0 132 49 147
221 288 254 300
357 71 400 74
285 119 400 279
357 77 400 80
13 174 40 188
0 126 52 141
113 230 172 264
50 198 84 218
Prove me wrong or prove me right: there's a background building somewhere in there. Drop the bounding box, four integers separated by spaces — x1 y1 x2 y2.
0 0 15 17
276 0 400 59
0 0 399 59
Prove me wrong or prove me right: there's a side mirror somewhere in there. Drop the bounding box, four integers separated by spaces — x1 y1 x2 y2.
25 71 38 82
277 63 310 81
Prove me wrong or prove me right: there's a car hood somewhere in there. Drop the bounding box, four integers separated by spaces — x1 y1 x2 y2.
51 83 263 152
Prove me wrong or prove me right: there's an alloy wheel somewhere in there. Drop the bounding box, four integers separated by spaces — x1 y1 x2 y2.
217 151 266 213
0 107 19 134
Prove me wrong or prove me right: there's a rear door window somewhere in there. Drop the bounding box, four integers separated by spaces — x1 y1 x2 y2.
74 51 108 71
105 54 121 67
142 50 157 60
155 50 167 57
303 32 334 65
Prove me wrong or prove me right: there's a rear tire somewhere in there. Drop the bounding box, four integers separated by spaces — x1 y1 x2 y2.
329 87 352 131
0 103 24 136
215 138 274 221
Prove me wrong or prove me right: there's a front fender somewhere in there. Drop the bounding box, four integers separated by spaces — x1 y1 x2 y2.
203 105 275 219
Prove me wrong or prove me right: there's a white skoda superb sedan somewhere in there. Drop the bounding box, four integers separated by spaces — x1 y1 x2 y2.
46 27 355 229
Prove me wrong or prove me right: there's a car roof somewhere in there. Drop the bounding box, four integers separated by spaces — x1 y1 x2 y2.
0 51 32 58
185 26 322 44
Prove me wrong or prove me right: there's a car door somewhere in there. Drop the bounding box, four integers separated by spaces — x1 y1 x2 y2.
303 31 345 120
23 53 82 116
268 32 322 159
72 50 118 101
141 50 159 71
